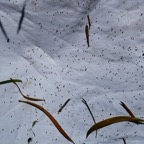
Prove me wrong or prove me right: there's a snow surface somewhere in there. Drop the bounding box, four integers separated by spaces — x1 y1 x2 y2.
0 0 144 143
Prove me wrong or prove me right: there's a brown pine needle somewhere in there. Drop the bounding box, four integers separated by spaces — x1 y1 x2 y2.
10 78 45 101
82 98 97 137
85 25 90 47
87 15 91 29
86 116 144 138
120 101 135 117
19 100 75 144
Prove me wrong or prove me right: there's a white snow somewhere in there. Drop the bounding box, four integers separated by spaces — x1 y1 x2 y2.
0 0 144 143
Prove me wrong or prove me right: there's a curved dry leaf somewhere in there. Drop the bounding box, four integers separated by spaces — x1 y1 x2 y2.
10 78 45 101
19 100 75 144
0 79 22 85
86 116 144 138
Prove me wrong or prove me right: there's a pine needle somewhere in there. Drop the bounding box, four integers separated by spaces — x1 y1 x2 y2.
82 98 97 137
10 78 45 101
120 101 135 117
85 25 90 47
87 15 91 29
58 98 71 114
19 100 75 144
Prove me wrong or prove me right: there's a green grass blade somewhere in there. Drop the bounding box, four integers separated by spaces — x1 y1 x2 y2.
0 79 22 85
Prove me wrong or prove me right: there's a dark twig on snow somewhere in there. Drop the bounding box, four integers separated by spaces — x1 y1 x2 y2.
58 98 71 114
0 20 9 42
82 98 97 137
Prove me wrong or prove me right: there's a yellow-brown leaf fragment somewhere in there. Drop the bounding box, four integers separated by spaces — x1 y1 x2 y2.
120 101 135 117
86 116 144 138
19 100 75 144
85 25 90 47
10 78 45 101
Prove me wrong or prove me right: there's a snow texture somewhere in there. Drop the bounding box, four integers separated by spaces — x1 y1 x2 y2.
0 0 144 143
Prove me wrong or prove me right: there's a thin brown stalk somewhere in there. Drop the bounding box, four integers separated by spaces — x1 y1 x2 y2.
82 98 97 137
19 100 75 144
10 78 45 101
85 25 90 47
120 101 135 117
87 15 91 29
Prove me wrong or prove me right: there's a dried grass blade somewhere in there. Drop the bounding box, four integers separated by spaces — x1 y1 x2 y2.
0 79 22 85
17 0 27 33
85 25 90 47
19 100 75 144
10 78 45 101
0 20 10 42
82 98 97 137
120 101 135 117
86 116 144 138
87 15 91 29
